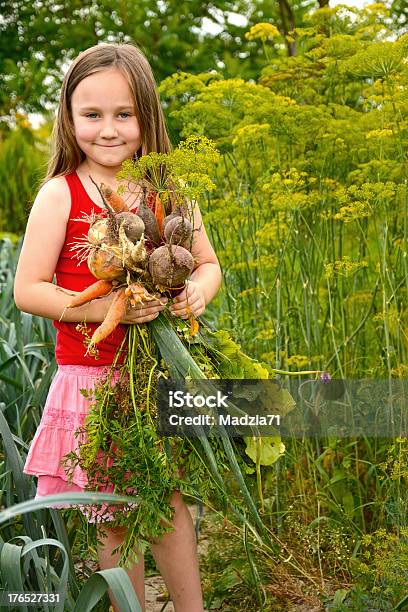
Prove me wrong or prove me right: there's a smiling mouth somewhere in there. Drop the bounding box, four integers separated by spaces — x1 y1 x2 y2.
96 144 123 148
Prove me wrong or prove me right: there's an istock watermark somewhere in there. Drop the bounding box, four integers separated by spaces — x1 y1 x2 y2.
156 379 408 438
168 389 230 409
167 412 282 427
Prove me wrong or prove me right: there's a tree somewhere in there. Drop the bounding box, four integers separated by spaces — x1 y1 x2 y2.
0 0 318 126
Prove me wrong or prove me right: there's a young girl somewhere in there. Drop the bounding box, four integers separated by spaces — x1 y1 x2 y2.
14 42 221 612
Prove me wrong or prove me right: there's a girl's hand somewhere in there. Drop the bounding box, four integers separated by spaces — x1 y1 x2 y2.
121 294 168 324
170 280 206 319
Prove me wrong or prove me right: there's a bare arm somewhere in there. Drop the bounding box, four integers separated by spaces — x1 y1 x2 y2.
190 199 222 302
189 265 222 307
14 178 115 323
14 177 167 324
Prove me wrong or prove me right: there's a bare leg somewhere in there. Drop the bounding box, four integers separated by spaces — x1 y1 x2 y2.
96 523 145 612
150 490 204 612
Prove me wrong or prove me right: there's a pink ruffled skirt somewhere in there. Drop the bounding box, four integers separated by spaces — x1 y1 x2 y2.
23 364 137 523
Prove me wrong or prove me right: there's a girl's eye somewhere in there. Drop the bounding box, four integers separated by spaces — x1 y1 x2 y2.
85 112 131 119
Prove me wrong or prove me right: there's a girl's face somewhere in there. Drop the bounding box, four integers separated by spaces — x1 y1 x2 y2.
70 68 142 170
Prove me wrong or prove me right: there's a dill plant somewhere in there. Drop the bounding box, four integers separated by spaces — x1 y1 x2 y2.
156 4 408 603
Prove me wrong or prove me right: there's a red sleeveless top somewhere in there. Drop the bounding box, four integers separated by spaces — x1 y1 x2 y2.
53 171 127 365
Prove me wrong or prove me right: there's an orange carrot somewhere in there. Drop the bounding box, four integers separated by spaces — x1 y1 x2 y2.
100 183 128 213
67 280 113 308
155 193 164 236
89 288 127 346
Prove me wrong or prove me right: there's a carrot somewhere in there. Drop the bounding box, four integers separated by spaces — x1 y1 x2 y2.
100 183 128 213
89 288 127 346
155 193 164 236
66 280 113 308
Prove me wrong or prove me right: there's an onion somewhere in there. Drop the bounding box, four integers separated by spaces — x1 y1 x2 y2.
87 247 125 280
88 219 109 244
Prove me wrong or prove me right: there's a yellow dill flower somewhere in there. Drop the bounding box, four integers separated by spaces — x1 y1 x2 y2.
248 254 277 270
208 77 247 92
322 177 341 189
176 135 220 165
232 123 271 146
15 112 31 129
340 42 404 79
364 3 390 17
334 201 372 222
373 304 401 336
366 128 393 139
256 218 288 247
324 256 368 279
256 328 275 341
264 168 315 194
287 355 310 367
256 220 277 238
333 182 396 223
158 72 207 97
245 23 281 42
272 192 311 211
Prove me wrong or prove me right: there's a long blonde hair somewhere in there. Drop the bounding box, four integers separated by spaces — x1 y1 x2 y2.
44 42 172 183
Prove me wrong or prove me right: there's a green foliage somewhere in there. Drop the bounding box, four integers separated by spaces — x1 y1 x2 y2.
0 125 48 234
159 4 408 382
347 527 408 609
244 436 284 466
391 0 408 26
204 329 270 378
0 239 56 414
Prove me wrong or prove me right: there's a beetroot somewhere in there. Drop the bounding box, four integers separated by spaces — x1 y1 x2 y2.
162 204 187 230
136 196 160 244
148 244 194 288
115 212 145 243
164 216 193 246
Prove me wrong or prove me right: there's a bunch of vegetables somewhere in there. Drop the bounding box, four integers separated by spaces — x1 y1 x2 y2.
59 137 296 567
63 174 197 353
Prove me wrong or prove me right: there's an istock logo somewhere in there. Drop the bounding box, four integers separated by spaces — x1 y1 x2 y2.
168 390 230 409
